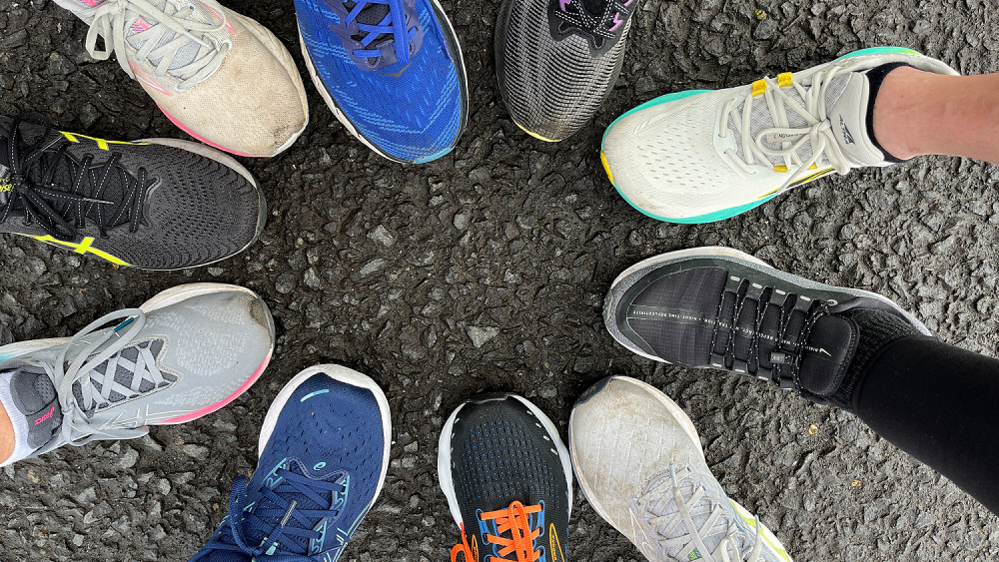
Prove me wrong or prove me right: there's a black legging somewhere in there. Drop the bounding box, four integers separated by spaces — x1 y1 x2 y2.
854 335 999 514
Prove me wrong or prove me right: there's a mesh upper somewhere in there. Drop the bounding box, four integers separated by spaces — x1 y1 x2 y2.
296 0 466 161
497 0 631 141
0 116 263 270
447 396 570 558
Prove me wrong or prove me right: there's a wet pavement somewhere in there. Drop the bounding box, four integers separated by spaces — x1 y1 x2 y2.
1 0 999 560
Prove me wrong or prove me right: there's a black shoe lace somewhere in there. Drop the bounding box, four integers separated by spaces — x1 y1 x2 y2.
0 113 155 241
711 277 830 391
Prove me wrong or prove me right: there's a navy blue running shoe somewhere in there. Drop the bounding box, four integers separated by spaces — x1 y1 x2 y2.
295 0 468 163
188 365 391 562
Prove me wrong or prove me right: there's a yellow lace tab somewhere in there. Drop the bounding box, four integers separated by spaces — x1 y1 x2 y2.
777 72 793 87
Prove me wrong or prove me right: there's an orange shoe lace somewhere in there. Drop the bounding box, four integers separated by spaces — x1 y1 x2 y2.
451 502 543 562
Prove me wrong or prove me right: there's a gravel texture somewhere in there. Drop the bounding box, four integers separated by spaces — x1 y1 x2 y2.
2 0 999 560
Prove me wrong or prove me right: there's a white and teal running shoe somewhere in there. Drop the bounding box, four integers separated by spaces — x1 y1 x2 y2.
570 376 793 562
600 47 958 224
0 283 275 460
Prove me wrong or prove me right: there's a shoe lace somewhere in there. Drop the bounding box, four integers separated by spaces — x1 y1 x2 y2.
719 63 858 195
204 469 347 560
451 501 543 562
85 0 230 91
710 277 829 391
28 308 168 445
634 467 764 562
0 113 155 240
329 0 419 67
554 0 634 42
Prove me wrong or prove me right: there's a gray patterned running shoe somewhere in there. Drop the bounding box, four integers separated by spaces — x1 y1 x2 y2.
0 283 274 460
0 114 266 270
495 0 636 141
570 376 793 562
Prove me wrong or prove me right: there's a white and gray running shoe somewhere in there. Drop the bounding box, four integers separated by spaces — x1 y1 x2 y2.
0 283 275 459
569 376 793 562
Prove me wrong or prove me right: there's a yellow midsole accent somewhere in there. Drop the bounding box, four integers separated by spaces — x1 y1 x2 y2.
513 121 559 143
777 72 793 88
729 500 792 561
26 234 132 266
600 151 615 184
60 131 150 151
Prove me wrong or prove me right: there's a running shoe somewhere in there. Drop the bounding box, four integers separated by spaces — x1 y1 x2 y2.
294 0 468 163
439 393 572 562
0 113 266 270
0 283 274 460
604 247 931 404
189 364 391 562
601 47 959 223
570 376 793 562
495 0 636 142
53 0 309 157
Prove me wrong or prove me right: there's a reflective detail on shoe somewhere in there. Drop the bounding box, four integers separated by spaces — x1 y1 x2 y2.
301 388 331 402
26 235 132 267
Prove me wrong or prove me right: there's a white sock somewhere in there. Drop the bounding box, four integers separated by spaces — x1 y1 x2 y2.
0 370 35 467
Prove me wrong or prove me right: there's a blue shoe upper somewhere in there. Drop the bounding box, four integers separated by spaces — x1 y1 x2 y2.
296 0 466 162
189 373 388 562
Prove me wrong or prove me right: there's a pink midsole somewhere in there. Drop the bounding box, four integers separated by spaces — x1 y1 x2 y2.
160 349 272 424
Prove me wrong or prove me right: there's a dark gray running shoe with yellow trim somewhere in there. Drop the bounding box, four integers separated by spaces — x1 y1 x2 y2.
0 114 265 270
605 247 931 406
495 0 637 142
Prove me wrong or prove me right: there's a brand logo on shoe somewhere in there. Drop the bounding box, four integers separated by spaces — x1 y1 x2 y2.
687 549 702 561
35 406 55 425
379 61 412 77
839 115 856 145
0 179 11 193
549 524 565 562
763 131 802 145
130 17 153 33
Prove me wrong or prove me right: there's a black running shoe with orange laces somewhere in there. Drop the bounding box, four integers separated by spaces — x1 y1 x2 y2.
438 393 572 562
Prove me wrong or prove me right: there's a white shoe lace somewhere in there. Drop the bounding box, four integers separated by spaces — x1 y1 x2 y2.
84 0 230 91
633 466 764 562
37 309 168 445
719 63 859 193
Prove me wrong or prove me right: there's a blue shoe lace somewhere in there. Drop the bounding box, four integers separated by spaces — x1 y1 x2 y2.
202 466 347 560
347 0 413 63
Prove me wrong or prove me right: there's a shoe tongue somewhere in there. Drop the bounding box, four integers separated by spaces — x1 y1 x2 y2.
826 72 886 166
5 365 63 450
798 315 859 396
125 0 218 73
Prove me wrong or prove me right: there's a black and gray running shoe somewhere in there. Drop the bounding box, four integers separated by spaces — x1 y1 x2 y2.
605 247 931 404
495 0 636 141
0 114 266 270
438 393 572 562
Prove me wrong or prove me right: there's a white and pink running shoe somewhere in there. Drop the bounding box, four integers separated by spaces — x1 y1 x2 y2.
0 283 275 462
54 0 309 157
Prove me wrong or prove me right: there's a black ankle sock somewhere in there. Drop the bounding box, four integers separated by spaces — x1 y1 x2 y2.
805 308 922 411
864 62 912 164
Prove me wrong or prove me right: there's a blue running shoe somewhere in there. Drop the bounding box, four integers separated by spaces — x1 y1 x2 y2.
295 0 468 163
189 365 392 562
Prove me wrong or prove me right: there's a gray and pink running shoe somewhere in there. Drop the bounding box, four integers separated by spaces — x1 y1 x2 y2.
0 283 274 460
